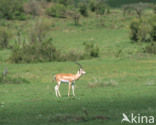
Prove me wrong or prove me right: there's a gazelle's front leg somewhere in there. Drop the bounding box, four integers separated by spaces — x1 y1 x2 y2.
72 83 75 96
68 82 72 96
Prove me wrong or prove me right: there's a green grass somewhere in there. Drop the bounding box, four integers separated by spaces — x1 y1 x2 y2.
0 58 156 125
0 9 156 125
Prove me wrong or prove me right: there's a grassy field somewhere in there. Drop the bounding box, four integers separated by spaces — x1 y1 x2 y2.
0 9 156 125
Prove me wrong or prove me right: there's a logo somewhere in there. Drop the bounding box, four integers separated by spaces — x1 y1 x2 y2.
121 113 155 124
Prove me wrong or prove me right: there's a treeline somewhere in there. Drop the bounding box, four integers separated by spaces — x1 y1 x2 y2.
0 0 111 20
106 0 156 7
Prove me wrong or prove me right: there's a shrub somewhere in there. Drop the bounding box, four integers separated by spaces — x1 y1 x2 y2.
89 0 97 12
122 3 149 18
67 10 80 25
79 3 88 17
144 42 156 54
152 24 156 41
59 42 100 61
137 22 152 42
0 0 26 20
46 3 66 18
10 40 100 63
10 19 61 63
24 0 42 17
154 5 156 14
130 19 141 41
61 49 84 61
0 27 11 49
58 0 73 6
130 16 156 42
130 19 152 42
0 68 29 84
10 38 61 63
83 42 99 58
96 2 106 15
150 16 156 41
123 5 134 16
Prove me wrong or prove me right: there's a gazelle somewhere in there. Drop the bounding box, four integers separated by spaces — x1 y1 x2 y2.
54 63 86 97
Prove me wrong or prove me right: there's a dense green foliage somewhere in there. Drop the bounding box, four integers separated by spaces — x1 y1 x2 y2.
130 16 156 42
144 42 156 54
10 39 100 63
79 2 88 17
89 0 97 12
0 27 11 49
83 42 99 58
46 3 66 18
107 0 156 7
10 38 61 63
0 0 26 20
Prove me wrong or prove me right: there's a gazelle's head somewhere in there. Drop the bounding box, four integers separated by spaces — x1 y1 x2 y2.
79 68 86 75
75 62 86 75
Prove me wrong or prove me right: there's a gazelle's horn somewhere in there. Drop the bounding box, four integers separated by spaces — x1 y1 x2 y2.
75 62 82 68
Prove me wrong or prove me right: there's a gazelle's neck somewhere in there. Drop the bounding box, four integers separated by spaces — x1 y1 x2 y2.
75 70 82 80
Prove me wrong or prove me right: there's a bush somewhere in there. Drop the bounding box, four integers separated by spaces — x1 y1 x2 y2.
24 0 42 17
10 19 61 63
122 3 149 18
0 68 29 84
89 0 97 12
61 49 84 61
46 3 66 18
154 5 156 14
79 3 88 17
67 10 80 25
58 0 74 6
10 38 61 63
10 40 100 63
83 42 99 58
130 16 156 42
59 42 100 61
150 16 156 41
96 2 106 15
144 42 156 54
0 27 11 49
130 19 152 42
137 22 152 42
0 0 26 20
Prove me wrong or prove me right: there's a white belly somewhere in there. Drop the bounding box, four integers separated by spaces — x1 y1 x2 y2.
61 79 69 83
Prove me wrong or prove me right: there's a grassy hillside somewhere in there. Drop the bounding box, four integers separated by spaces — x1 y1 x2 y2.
0 7 156 125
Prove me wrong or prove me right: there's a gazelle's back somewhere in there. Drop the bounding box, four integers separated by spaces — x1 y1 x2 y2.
55 73 75 82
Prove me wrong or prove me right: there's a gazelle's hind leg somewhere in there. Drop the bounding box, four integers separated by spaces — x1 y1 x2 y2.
68 82 72 96
54 85 58 97
57 81 61 97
